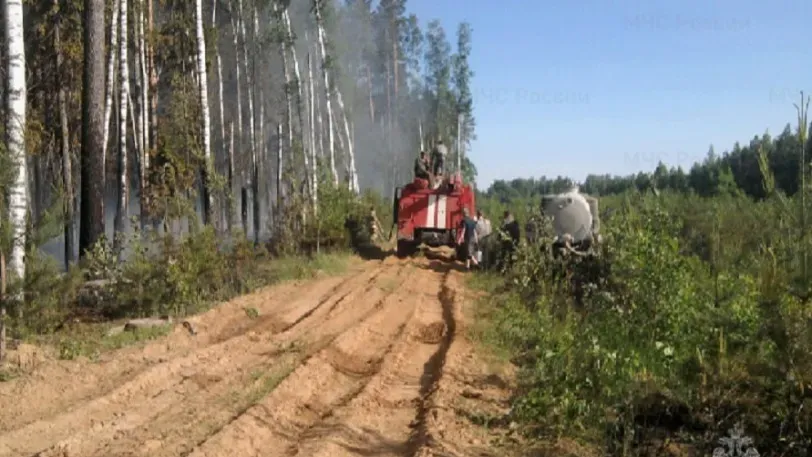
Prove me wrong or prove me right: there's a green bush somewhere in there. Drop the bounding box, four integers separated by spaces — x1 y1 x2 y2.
475 191 812 455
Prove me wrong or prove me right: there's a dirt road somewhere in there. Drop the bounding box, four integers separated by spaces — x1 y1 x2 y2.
0 250 514 457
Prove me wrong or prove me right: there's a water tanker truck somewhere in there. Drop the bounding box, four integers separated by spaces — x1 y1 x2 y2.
539 187 601 256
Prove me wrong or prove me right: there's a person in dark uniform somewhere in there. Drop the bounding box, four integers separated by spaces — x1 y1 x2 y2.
414 150 431 180
499 211 520 269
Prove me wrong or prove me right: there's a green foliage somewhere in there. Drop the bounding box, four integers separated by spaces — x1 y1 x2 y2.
271 163 394 255
473 188 812 454
4 218 355 352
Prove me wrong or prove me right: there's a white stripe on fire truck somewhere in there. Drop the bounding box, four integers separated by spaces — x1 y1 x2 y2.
427 194 437 227
436 195 447 229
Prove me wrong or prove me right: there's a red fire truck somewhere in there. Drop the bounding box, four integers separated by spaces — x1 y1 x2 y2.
393 172 476 259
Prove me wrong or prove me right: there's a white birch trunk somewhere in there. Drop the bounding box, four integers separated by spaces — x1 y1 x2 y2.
138 0 148 175
229 4 243 184
5 0 27 283
281 10 310 211
213 0 225 165
103 0 121 173
283 10 305 138
115 0 130 238
195 0 213 222
227 121 235 230
274 4 293 161
307 52 318 213
419 119 424 151
313 18 356 192
276 123 283 210
314 1 337 185
250 0 261 243
128 92 141 160
237 0 256 188
132 2 144 159
333 86 358 193
456 113 462 174
136 0 149 228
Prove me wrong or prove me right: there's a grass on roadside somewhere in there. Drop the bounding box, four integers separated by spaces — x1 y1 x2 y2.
48 323 174 361
465 272 518 364
10 250 358 362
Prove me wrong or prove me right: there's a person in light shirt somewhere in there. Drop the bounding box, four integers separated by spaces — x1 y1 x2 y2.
475 210 491 237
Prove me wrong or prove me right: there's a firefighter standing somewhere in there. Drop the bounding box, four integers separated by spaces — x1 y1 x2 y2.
431 139 447 176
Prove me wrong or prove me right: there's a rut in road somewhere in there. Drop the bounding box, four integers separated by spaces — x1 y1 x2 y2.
0 253 487 457
289 269 458 457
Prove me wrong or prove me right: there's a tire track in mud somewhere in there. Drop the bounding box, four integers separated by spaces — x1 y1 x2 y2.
285 265 459 457
0 260 401 457
407 270 458 457
180 263 425 457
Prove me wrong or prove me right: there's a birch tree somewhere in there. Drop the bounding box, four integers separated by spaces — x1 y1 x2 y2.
313 0 338 185
282 9 310 205
4 0 28 284
136 0 149 228
114 0 130 242
102 0 120 169
229 0 243 219
212 0 226 175
274 2 294 192
236 0 256 187
146 0 158 157
212 0 228 230
250 1 262 242
307 51 318 212
195 0 213 224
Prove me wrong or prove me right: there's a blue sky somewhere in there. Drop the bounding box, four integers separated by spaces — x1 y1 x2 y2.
405 0 811 189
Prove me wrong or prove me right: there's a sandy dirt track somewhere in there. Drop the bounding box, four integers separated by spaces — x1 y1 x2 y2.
0 250 515 457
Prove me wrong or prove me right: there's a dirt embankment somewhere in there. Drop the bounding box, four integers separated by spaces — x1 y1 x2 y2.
0 249 516 457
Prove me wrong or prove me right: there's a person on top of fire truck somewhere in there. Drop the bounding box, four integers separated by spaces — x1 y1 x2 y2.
414 150 431 181
431 138 447 176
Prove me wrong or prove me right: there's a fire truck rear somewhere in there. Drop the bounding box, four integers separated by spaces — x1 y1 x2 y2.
393 172 476 258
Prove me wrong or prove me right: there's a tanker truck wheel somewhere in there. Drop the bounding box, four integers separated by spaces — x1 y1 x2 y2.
396 239 417 258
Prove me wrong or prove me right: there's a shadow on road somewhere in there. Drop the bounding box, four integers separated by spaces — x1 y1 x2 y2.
420 259 467 274
352 242 394 261
422 247 456 263
415 247 467 274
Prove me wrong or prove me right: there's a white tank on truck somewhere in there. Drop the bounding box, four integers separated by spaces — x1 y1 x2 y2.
540 186 601 254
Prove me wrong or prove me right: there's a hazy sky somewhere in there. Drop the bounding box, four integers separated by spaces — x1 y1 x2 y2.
405 0 811 189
